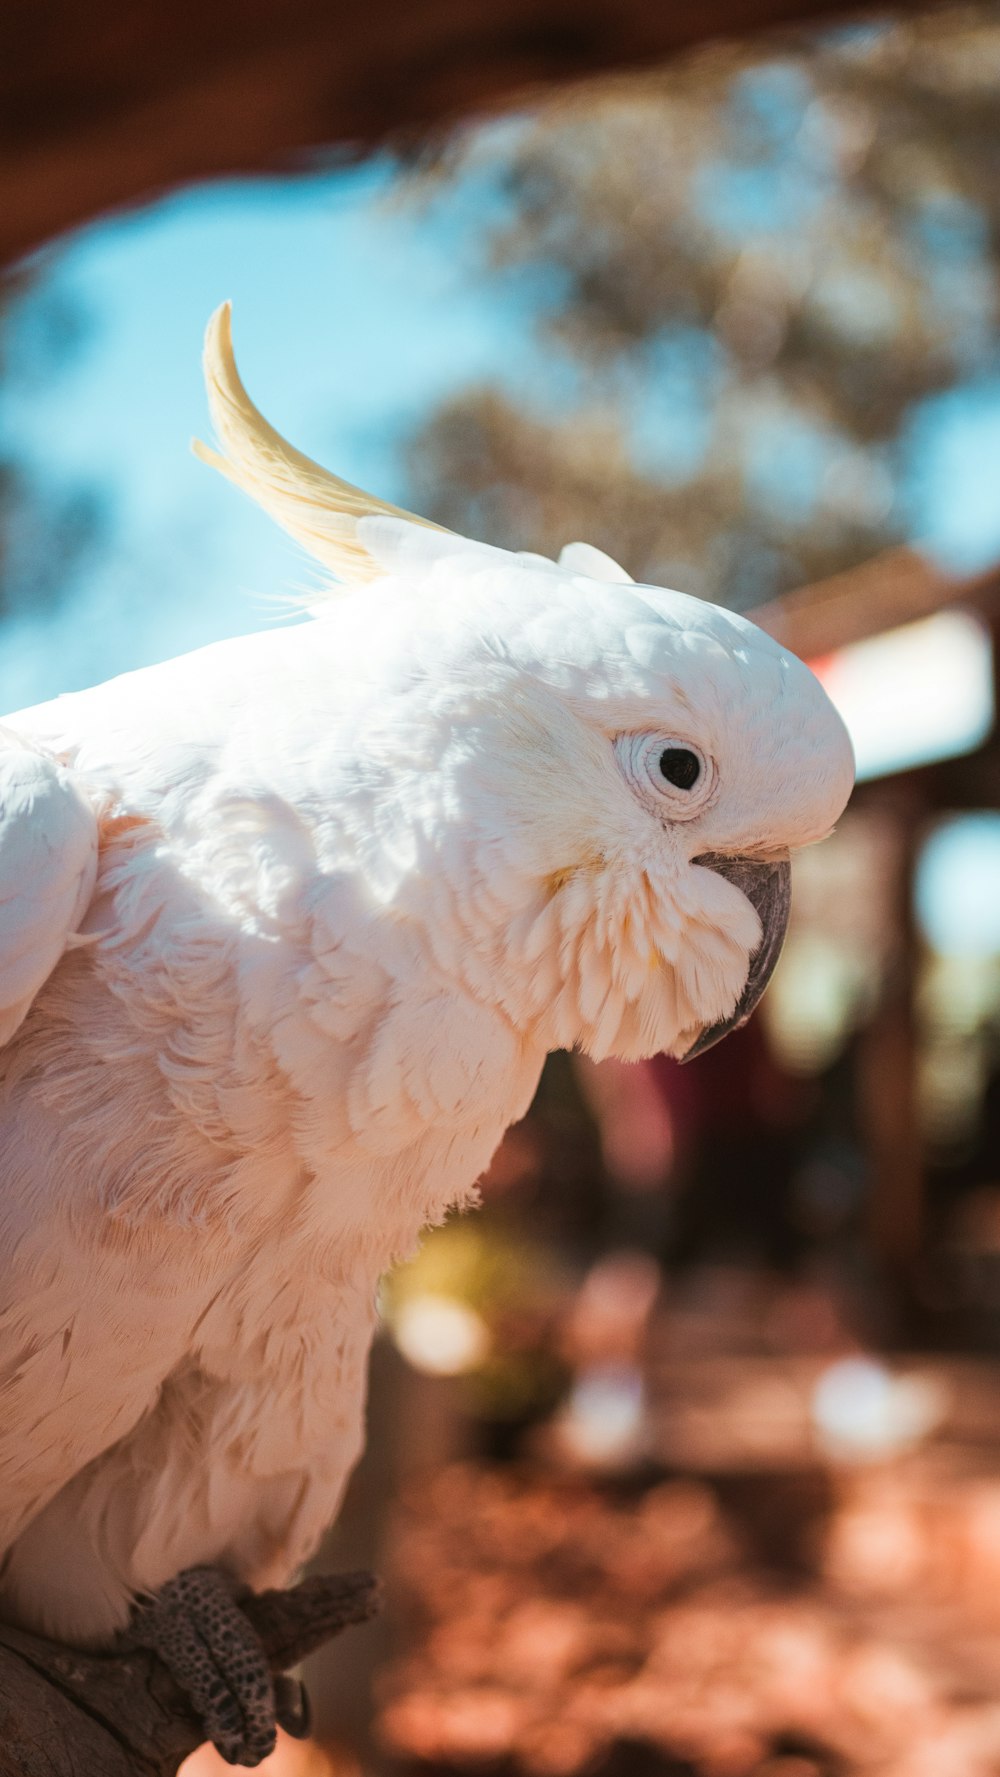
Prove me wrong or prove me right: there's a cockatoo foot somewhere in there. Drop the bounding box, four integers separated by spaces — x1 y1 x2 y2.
125 1564 280 1766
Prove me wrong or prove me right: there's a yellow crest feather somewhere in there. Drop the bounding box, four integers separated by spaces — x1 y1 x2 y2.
193 302 449 587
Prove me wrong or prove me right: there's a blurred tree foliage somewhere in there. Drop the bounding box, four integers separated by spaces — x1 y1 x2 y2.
405 6 1000 610
0 275 103 621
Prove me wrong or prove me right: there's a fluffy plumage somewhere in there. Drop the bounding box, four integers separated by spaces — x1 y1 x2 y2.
0 306 854 1646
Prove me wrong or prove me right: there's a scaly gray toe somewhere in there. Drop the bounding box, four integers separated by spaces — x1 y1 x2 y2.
126 1564 276 1766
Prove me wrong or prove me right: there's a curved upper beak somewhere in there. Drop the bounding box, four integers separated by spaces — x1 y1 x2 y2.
680 853 792 1062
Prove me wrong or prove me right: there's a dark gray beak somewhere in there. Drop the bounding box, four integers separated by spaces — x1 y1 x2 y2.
681 853 792 1062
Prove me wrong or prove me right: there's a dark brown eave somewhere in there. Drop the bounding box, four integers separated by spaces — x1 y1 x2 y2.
1 0 949 269
751 548 1000 661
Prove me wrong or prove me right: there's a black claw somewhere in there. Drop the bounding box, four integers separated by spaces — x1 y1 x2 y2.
274 1673 312 1740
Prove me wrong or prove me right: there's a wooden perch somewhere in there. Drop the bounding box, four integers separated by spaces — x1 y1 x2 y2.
0 1571 380 1777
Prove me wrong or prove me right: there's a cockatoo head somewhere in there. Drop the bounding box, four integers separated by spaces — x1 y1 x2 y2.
196 305 854 1063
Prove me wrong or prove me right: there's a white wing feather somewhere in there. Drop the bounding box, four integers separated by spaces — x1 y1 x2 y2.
0 730 98 1044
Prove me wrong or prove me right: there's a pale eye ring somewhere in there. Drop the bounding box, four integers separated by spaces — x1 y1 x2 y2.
614 732 716 818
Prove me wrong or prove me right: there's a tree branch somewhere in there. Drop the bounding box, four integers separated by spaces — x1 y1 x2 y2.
0 1571 380 1777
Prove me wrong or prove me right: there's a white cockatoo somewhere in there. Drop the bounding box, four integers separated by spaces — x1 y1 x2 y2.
0 304 854 1762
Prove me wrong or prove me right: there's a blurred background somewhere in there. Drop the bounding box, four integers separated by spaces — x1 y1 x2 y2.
7 5 1000 1774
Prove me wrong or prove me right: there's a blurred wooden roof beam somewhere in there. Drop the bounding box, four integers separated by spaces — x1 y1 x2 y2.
752 548 1000 659
1 0 952 267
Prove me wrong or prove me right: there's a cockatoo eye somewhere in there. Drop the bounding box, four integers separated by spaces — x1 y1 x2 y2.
659 747 700 789
614 733 716 820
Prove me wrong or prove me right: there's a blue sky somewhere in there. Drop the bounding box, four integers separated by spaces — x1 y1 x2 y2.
0 155 547 707
917 814 1000 955
1 127 999 718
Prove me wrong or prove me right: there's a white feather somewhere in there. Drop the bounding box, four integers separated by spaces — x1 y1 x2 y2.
0 727 98 1044
0 310 854 1646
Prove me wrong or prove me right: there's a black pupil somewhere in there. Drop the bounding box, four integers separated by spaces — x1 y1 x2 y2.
659 747 700 790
